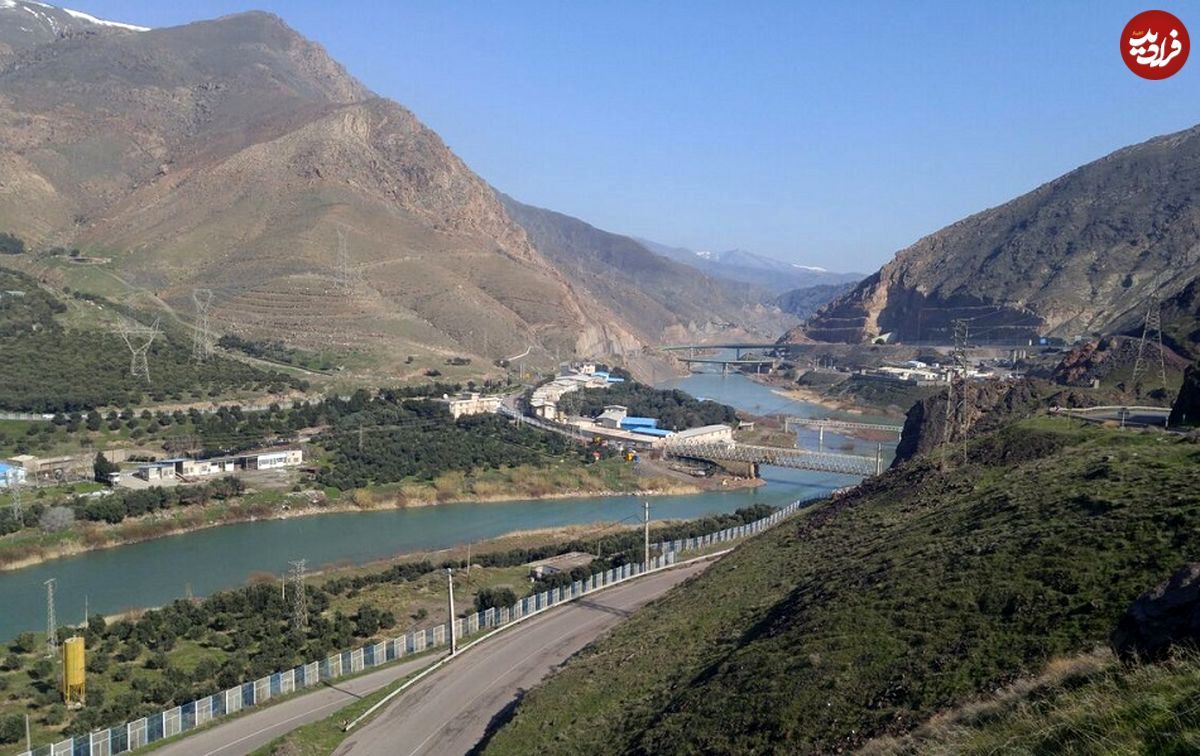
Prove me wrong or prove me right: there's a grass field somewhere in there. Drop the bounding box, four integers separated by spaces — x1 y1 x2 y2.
484 418 1200 753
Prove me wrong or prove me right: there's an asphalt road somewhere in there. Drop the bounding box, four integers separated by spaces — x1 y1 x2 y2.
154 652 445 756
336 561 710 756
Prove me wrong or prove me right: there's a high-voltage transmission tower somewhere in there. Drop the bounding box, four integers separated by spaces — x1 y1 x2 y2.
8 479 20 522
191 289 214 363
45 578 58 658
336 228 357 293
941 319 970 470
288 559 308 631
118 318 160 383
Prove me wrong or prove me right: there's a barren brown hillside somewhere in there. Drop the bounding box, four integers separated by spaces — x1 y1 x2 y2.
0 9 648 368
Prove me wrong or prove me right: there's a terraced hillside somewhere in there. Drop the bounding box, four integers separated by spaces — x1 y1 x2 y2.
0 8 651 372
485 417 1200 753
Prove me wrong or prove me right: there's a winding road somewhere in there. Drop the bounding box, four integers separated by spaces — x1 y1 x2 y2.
153 653 445 756
335 560 710 756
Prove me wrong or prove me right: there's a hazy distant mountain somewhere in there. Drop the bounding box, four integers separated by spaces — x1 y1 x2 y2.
774 282 857 320
499 195 795 342
798 124 1200 346
0 5 672 365
635 237 862 294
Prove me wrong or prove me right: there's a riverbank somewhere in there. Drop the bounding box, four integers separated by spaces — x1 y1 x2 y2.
745 372 915 418
0 460 756 572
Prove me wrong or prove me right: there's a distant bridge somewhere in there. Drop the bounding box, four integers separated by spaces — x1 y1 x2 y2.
660 342 779 352
676 356 777 374
784 417 904 438
665 441 882 476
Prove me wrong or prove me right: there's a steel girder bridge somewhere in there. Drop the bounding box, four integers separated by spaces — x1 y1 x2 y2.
784 417 904 437
665 441 882 476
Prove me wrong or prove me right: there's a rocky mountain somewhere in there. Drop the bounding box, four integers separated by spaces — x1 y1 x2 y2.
0 0 147 55
773 281 856 319
799 124 1200 346
0 6 717 370
636 237 861 294
498 195 794 343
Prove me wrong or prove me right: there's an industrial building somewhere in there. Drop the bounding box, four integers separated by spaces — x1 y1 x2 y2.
527 551 594 579
135 449 303 481
529 365 624 420
0 460 27 488
668 424 735 445
6 453 86 482
440 392 503 419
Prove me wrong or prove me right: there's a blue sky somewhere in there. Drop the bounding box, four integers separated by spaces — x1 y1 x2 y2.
68 1 1199 272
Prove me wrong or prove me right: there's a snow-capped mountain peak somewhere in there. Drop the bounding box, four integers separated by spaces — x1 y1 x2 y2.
0 0 148 51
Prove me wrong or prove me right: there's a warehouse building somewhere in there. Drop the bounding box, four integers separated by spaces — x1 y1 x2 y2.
668 424 735 445
136 449 303 481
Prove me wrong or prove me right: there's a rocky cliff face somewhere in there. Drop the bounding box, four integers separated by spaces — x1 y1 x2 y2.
798 125 1200 345
0 7 645 365
893 380 1044 466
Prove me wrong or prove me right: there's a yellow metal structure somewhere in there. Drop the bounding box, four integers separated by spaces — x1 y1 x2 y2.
62 636 85 705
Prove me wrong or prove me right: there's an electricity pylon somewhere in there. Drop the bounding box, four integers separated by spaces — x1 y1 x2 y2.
118 319 160 383
45 578 58 658
288 559 308 631
941 319 970 469
8 479 20 522
336 228 356 293
191 289 214 363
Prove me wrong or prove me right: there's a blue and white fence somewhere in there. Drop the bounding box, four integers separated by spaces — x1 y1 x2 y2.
655 499 801 557
18 499 805 756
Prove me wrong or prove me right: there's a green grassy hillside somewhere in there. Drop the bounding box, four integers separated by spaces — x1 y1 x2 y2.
485 418 1200 753
863 650 1200 754
0 267 305 412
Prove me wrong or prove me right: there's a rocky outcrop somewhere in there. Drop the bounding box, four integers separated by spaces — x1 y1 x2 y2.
802 125 1200 345
892 380 1043 466
1170 362 1200 426
1112 564 1200 659
1052 336 1190 394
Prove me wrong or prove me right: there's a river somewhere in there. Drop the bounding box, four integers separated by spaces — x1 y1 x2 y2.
0 372 882 640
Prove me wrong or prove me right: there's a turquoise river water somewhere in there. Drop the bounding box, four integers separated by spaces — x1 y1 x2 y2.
0 372 888 640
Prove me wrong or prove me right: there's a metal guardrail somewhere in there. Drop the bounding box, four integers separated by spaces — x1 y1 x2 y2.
1059 405 1170 414
16 501 805 756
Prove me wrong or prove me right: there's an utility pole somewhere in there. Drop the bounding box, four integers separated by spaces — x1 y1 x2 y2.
289 559 308 631
643 500 650 572
25 714 31 754
45 578 57 658
447 568 457 656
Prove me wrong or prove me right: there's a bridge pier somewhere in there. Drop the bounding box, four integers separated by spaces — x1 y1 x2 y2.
711 459 759 478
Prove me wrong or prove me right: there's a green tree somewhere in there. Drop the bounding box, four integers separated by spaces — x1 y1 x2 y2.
93 452 119 484
474 586 518 613
0 713 25 745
